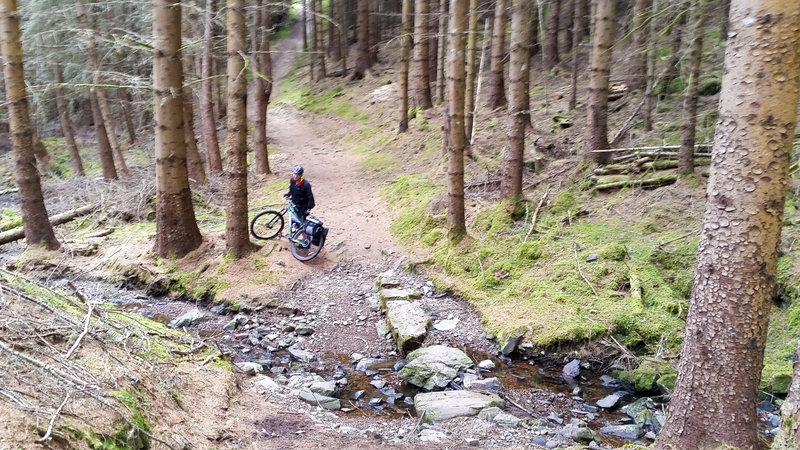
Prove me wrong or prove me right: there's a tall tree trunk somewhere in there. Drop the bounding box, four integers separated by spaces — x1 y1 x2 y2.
52 66 85 177
436 0 448 103
153 0 203 258
225 0 251 259
201 0 223 174
562 0 573 55
0 0 59 250
339 0 347 77
182 86 207 184
311 0 326 80
117 88 137 146
253 1 272 174
412 0 433 108
661 11 685 98
568 0 585 110
677 0 706 175
446 0 467 242
584 0 616 163
368 0 378 64
643 0 658 131
544 0 561 71
90 91 118 180
626 0 649 91
719 0 730 40
330 0 341 61
350 0 371 79
655 1 800 449
464 0 479 138
302 0 308 51
399 0 412 132
429 0 439 83
75 0 129 178
487 0 507 109
502 0 532 199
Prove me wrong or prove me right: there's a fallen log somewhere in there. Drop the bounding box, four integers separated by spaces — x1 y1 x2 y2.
0 188 19 196
0 204 96 245
591 175 678 193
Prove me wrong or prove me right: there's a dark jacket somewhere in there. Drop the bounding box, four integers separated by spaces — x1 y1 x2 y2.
288 178 314 218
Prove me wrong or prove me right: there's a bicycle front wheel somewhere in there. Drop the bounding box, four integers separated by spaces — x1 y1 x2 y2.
250 210 284 240
290 230 325 261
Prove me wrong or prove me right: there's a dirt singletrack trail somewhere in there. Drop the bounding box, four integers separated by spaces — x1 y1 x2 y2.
263 19 400 270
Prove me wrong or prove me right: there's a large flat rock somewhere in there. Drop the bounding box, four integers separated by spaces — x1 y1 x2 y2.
399 345 473 390
386 300 431 354
415 391 505 421
378 288 421 310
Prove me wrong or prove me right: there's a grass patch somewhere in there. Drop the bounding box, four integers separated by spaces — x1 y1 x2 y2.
276 79 368 123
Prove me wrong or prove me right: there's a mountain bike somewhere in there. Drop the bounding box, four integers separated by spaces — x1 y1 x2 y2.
249 199 328 261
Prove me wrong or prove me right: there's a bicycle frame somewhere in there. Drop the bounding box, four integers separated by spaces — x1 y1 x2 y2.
275 201 307 246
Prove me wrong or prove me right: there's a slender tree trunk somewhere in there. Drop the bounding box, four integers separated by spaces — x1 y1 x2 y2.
340 0 347 77
436 0 448 103
626 0 649 91
502 0 532 199
585 0 616 163
368 0 378 64
544 0 561 70
302 0 308 51
53 66 85 177
225 0 251 259
182 86 207 184
117 88 137 146
330 0 341 61
215 58 226 119
661 11 685 98
464 0 479 138
643 0 658 131
562 0 573 55
655 1 800 448
350 0 371 79
253 0 271 174
201 0 223 173
311 0 326 80
446 0 467 242
399 0 412 132
487 0 507 109
90 92 118 180
75 0 129 177
429 0 439 83
677 0 706 175
153 0 203 258
719 0 730 40
0 0 59 250
568 0 585 110
412 0 433 108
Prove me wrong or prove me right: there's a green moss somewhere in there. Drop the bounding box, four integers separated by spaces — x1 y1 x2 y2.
0 208 22 231
383 174 443 243
698 78 722 96
275 78 368 123
82 390 150 449
550 191 578 214
599 243 627 261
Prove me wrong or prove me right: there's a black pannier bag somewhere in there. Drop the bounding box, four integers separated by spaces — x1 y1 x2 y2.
303 216 328 246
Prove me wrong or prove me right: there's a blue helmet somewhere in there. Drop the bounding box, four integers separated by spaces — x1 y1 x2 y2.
292 165 304 175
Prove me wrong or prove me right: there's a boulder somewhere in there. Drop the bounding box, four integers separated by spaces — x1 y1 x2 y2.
621 398 655 426
309 380 337 397
355 357 394 373
253 375 282 392
562 359 581 380
399 345 474 390
297 390 340 410
464 377 503 392
477 359 496 371
596 394 620 409
617 357 677 393
498 328 526 356
235 362 263 375
378 288 421 310
168 309 206 328
288 346 315 362
415 391 505 421
386 300 431 354
598 424 642 440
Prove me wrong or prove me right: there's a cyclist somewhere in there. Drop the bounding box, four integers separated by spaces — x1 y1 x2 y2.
284 165 315 221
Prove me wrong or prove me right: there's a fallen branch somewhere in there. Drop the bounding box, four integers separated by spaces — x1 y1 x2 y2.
590 144 712 154
574 244 598 296
0 204 96 245
37 392 71 443
504 394 536 417
65 302 95 359
655 231 697 249
523 186 550 243
591 175 678 193
0 187 19 195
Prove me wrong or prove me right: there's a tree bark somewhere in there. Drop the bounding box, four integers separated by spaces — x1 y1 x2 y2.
182 86 207 184
464 0 479 138
310 0 326 80
436 0 448 103
677 0 706 175
339 0 347 77
329 0 339 60
350 0 371 79
368 0 378 64
643 0 658 131
253 0 272 174
90 91 118 180
52 66 85 177
655 1 800 448
75 0 129 178
0 0 59 250
661 11 685 98
412 0 433 108
446 0 467 242
487 0 507 109
544 0 561 71
568 0 585 110
153 0 203 258
502 0 532 199
225 0 252 259
201 0 223 174
429 0 439 84
117 88 137 146
626 0 649 91
399 0 413 132
584 0 616 163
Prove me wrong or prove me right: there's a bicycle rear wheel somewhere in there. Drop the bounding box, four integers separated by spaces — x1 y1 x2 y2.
290 230 325 261
250 210 284 240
